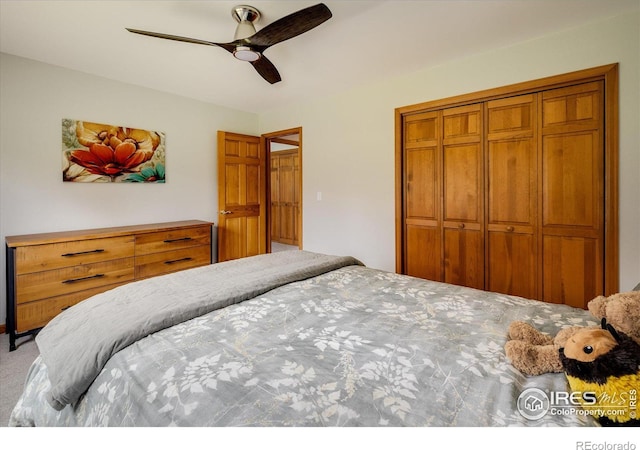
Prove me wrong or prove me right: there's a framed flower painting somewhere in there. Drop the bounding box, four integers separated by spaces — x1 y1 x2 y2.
62 119 166 183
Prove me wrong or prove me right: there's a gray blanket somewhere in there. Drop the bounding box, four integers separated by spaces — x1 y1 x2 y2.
35 251 362 410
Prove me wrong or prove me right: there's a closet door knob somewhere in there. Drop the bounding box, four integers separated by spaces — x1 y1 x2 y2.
219 210 232 215
506 226 515 232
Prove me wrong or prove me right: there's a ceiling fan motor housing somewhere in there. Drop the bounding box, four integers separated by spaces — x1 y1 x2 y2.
232 5 260 40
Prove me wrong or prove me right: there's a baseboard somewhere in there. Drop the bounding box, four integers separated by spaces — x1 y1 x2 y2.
0 324 5 334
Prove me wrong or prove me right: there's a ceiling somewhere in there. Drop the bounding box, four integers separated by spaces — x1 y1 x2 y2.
1 1 638 114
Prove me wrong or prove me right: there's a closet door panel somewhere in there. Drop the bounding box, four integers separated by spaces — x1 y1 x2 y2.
487 139 535 225
405 112 438 149
444 228 483 289
270 155 280 241
487 232 536 298
443 144 481 222
541 82 601 132
405 225 441 281
542 132 601 230
542 235 602 308
270 150 300 246
403 111 441 280
279 153 297 245
541 81 604 308
442 104 483 289
486 95 537 298
406 148 438 220
443 105 481 143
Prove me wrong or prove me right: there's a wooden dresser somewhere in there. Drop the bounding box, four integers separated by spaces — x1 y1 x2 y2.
5 220 212 351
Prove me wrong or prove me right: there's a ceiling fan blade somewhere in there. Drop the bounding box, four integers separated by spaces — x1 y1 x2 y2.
126 28 235 53
245 3 332 50
251 56 282 84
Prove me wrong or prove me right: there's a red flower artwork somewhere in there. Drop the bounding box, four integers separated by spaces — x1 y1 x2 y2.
63 120 164 182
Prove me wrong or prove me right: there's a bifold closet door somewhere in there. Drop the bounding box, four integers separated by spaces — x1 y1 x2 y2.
442 104 484 289
403 111 442 281
486 94 538 299
398 65 616 309
270 150 300 246
540 81 604 309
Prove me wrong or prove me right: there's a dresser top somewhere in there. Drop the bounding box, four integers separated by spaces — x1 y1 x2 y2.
6 220 213 248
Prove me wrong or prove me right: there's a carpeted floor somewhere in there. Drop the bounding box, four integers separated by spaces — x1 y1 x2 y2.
0 332 39 426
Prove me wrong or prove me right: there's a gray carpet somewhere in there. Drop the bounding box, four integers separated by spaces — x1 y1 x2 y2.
0 333 39 426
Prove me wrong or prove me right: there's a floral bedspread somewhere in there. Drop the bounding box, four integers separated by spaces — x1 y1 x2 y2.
10 264 598 426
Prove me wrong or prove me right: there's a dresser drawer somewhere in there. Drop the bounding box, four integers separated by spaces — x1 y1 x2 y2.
135 245 211 279
135 225 211 256
15 282 128 332
16 257 135 304
15 236 134 275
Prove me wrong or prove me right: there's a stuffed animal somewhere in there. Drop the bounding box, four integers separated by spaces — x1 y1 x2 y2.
560 318 640 426
504 291 640 376
504 321 579 375
587 291 640 346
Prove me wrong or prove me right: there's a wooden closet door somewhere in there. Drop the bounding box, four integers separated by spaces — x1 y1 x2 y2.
403 111 442 280
270 154 281 242
277 150 299 245
270 150 299 246
486 94 538 298
442 104 484 289
540 81 604 308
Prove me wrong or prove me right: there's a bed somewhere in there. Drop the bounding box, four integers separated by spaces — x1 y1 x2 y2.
9 250 599 426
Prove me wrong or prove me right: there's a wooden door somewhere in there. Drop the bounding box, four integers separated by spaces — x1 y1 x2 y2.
396 65 618 307
270 149 300 246
486 94 538 298
217 131 266 262
540 82 604 308
270 153 281 243
403 111 442 280
442 104 484 289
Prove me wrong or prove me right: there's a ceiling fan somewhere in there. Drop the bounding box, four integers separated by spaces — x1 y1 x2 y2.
126 3 332 84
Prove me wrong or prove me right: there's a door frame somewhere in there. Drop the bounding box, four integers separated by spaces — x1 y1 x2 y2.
263 127 303 252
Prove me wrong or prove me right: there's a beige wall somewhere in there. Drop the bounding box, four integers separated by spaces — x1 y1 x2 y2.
259 12 640 291
0 53 258 325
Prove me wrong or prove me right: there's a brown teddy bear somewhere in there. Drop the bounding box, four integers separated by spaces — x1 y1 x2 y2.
504 291 640 376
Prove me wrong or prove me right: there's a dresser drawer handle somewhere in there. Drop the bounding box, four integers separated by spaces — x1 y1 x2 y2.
164 257 193 265
62 273 105 284
163 237 193 243
61 249 105 257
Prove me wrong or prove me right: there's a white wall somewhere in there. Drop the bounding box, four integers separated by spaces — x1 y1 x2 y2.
0 53 259 325
259 12 640 291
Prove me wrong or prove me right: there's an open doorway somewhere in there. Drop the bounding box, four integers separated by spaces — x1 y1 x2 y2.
263 127 302 253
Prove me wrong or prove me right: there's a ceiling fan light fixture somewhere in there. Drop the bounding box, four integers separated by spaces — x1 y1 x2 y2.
233 46 261 62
